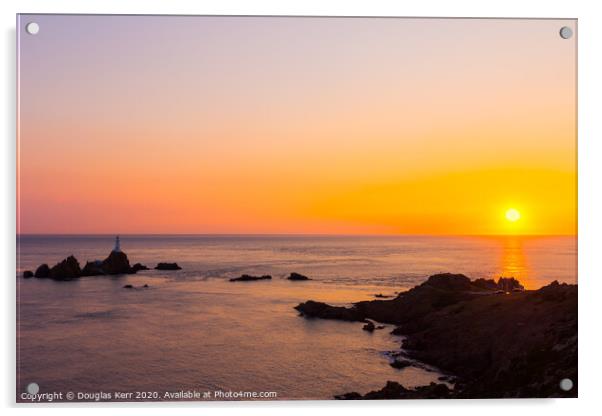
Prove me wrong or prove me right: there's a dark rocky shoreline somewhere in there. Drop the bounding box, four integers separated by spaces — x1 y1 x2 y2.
296 273 577 399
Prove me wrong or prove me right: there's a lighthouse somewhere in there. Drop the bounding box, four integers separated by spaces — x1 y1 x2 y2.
113 236 121 253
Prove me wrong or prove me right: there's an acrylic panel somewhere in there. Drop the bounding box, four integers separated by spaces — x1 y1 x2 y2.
16 15 577 402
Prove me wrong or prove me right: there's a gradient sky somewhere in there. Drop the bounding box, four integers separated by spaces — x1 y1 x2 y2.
17 15 576 235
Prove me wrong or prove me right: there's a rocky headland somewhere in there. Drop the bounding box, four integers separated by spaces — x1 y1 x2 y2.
296 273 577 399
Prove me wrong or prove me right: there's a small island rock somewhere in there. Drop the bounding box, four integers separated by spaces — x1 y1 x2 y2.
362 321 376 332
155 262 182 270
229 274 272 282
288 272 310 281
23 270 34 278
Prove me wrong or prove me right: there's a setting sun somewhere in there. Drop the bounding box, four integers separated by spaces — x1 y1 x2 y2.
505 208 521 222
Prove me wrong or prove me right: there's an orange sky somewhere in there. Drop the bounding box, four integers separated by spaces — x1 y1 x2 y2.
18 16 576 235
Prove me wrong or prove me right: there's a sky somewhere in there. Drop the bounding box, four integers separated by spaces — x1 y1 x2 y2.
17 16 577 235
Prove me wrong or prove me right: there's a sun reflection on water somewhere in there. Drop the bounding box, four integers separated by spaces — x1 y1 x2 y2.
498 236 532 288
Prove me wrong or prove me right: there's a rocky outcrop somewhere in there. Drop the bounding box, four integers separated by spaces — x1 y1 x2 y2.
155 262 182 270
335 381 451 400
123 284 150 289
361 320 385 332
402 281 576 398
497 277 524 292
229 274 272 282
80 251 147 276
101 251 131 275
295 300 364 321
297 273 577 398
362 321 375 332
297 274 530 325
296 273 484 323
288 272 310 281
48 256 81 280
23 270 34 278
31 251 150 280
34 264 50 278
473 276 524 292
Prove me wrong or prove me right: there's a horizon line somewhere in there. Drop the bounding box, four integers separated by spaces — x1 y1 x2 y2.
15 232 578 237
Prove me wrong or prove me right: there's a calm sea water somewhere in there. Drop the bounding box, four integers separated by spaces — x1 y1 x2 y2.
16 235 576 401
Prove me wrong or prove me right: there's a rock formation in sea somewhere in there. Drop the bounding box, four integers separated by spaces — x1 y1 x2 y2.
48 255 82 280
361 321 384 332
131 263 149 273
229 274 272 282
287 272 311 281
100 250 132 275
362 321 376 332
296 273 577 399
22 270 34 278
155 262 182 270
295 300 363 321
30 245 152 280
123 284 149 289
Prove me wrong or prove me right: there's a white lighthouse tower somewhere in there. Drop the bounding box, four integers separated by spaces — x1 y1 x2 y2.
113 235 121 253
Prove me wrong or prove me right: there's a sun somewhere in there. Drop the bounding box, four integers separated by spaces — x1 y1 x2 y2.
505 208 521 222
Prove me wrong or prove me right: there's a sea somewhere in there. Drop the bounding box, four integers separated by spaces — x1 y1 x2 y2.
16 234 577 401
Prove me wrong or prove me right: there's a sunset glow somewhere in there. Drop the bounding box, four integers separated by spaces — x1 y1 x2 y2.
17 16 576 235
505 209 521 222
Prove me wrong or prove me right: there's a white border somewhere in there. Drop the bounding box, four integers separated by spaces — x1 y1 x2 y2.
2 1 601 415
